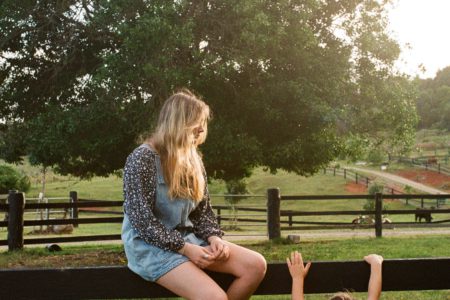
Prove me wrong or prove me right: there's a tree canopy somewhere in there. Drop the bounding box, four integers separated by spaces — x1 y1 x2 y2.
1 0 417 180
416 66 450 130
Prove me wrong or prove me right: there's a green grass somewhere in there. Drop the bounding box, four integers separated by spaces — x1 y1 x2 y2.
245 168 352 195
3 234 448 265
19 166 354 200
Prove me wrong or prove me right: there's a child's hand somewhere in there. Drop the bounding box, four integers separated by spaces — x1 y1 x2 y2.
286 251 311 280
364 254 383 266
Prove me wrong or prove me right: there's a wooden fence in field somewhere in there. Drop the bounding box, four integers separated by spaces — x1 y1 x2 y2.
265 189 450 239
1 190 449 251
322 167 404 194
393 155 450 176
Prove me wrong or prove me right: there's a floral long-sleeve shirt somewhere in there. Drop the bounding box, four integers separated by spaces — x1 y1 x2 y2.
123 145 223 252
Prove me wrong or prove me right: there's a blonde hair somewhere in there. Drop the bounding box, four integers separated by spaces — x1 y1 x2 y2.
150 89 210 202
329 291 355 300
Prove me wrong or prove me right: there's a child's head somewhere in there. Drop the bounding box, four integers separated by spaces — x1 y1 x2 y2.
329 291 355 300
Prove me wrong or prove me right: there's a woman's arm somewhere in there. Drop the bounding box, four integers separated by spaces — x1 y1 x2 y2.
123 146 185 252
189 182 224 242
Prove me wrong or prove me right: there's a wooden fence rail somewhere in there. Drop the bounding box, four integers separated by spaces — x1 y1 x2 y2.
0 259 449 299
267 189 450 239
323 167 405 195
1 190 449 250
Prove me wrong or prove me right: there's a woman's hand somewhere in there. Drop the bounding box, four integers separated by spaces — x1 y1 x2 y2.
182 243 215 269
208 236 230 262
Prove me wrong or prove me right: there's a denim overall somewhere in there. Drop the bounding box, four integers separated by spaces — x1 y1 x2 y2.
122 145 207 281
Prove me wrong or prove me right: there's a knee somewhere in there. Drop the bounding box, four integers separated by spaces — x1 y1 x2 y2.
246 252 267 280
254 253 267 278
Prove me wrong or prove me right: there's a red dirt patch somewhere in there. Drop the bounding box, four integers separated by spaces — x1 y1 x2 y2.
394 170 450 191
345 182 367 194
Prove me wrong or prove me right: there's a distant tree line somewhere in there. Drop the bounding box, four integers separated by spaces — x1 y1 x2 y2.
416 66 450 130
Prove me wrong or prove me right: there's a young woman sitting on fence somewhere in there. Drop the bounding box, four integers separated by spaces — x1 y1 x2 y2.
122 89 267 300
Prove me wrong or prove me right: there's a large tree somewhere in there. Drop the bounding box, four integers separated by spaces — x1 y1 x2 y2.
1 0 417 180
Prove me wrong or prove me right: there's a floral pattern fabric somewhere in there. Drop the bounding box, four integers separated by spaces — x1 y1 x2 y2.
123 145 223 252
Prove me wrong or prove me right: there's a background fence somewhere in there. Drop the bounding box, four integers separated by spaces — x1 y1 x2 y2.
1 190 449 251
393 156 450 176
322 167 407 195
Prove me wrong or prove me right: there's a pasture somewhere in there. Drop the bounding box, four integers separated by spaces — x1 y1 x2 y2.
1 160 449 241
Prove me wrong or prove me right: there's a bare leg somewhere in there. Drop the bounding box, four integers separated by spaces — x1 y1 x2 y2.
156 261 227 300
207 240 267 300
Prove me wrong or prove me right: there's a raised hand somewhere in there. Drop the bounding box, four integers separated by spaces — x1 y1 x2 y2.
286 251 311 280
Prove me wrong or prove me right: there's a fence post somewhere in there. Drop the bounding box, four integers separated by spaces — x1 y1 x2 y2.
375 192 382 238
355 173 358 184
70 191 78 228
343 169 346 179
7 190 25 251
333 167 336 176
267 188 281 240
438 164 441 174
366 177 369 187
421 198 424 208
217 208 221 226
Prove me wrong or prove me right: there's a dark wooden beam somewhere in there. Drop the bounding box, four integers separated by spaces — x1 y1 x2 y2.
0 259 448 299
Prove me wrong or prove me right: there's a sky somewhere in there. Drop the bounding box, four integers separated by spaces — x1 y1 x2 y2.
388 0 450 79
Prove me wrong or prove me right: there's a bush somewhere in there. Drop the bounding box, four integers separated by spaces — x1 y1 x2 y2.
364 182 389 215
366 149 385 164
368 182 384 195
225 179 248 205
0 165 31 194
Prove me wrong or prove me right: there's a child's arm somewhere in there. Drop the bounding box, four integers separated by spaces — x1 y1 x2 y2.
286 251 311 300
364 254 383 300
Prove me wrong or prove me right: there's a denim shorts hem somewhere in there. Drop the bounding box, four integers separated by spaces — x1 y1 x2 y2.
128 254 190 282
152 256 190 282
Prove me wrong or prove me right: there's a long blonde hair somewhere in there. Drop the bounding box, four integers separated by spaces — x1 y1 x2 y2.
149 89 210 202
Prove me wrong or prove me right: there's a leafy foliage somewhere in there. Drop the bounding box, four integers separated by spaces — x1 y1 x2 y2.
364 182 388 215
1 0 417 181
0 165 30 194
416 66 450 130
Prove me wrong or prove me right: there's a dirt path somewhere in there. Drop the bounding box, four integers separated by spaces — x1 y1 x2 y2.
223 228 450 241
347 166 447 194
